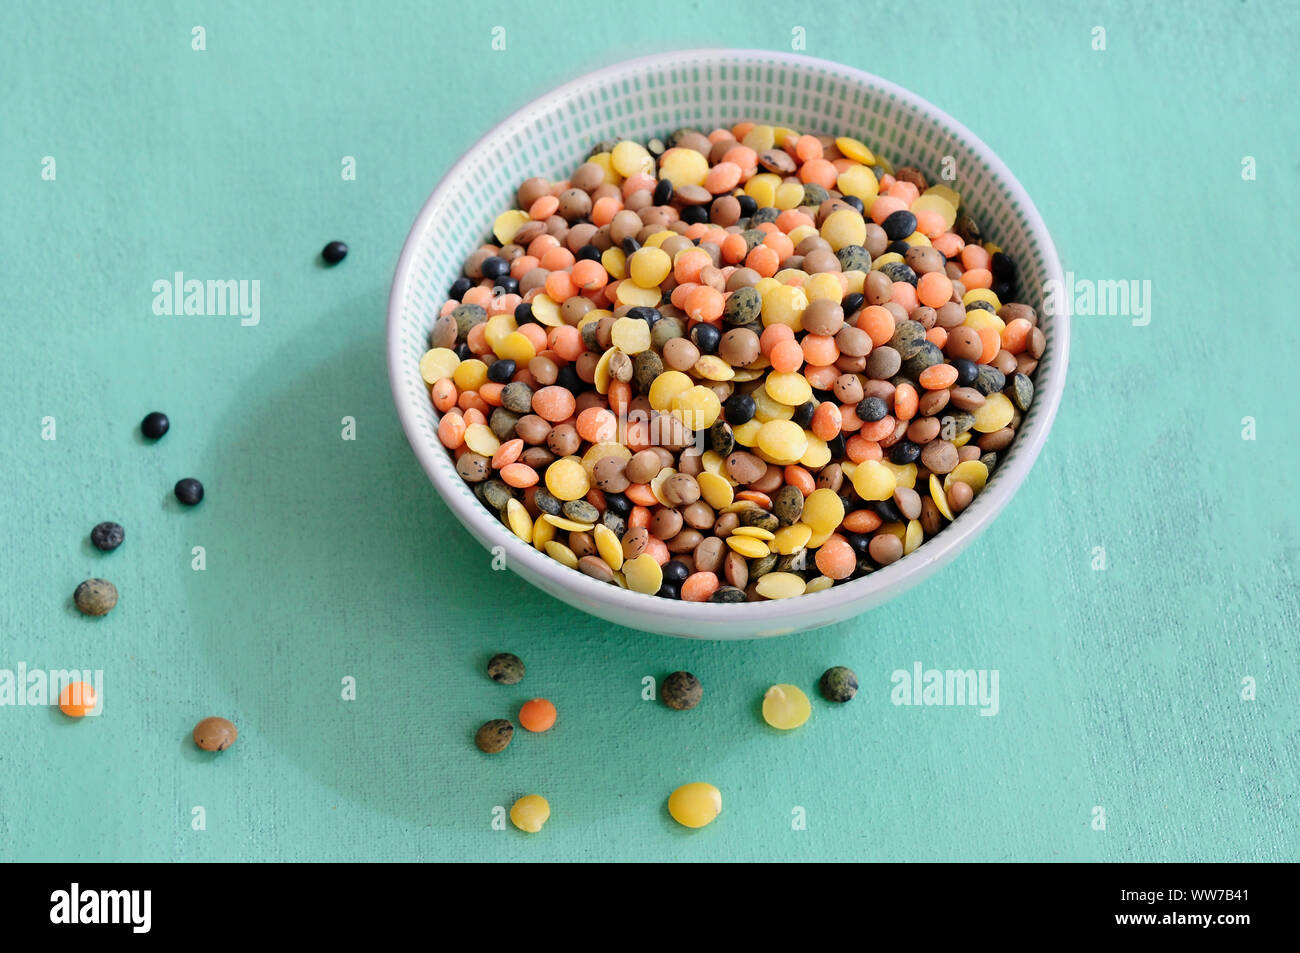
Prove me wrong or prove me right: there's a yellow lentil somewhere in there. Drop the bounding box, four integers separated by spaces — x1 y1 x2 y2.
592 347 614 393
802 488 844 533
772 522 813 554
774 181 805 210
452 359 488 392
593 523 624 570
972 393 1014 432
741 124 776 151
755 572 806 600
668 782 722 829
543 540 579 569
731 525 775 541
760 284 807 330
751 387 795 422
836 164 880 203
669 385 722 430
725 535 770 559
622 553 663 595
910 192 957 230
659 148 709 187
799 435 831 469
542 514 596 533
834 136 876 165
532 516 556 551
904 519 924 555
744 172 779 207
731 419 762 446
697 471 734 509
492 209 530 245
601 246 627 281
509 794 550 833
961 309 1005 332
419 347 460 385
880 460 917 490
804 575 834 594
628 246 671 288
611 139 653 176
496 331 536 364
944 459 990 495
616 281 659 308
610 316 652 354
803 272 844 303
544 458 591 502
647 370 692 410
762 684 811 730
851 459 897 501
464 422 500 456
530 293 562 327
930 473 955 520
756 419 809 464
693 355 734 382
765 371 813 407
820 208 868 251
505 498 533 544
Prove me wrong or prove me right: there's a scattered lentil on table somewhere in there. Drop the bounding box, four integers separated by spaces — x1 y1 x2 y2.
486 652 525 684
174 477 204 506
421 121 1045 602
668 782 723 829
321 240 348 264
509 794 551 833
193 717 238 752
475 718 515 753
140 411 169 440
762 683 811 729
73 578 118 616
90 521 125 552
518 697 557 732
661 670 703 710
819 665 859 702
58 681 98 718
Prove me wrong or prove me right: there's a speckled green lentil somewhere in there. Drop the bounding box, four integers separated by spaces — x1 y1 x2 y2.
819 666 859 703
562 499 599 523
533 487 563 516
480 479 512 511
723 286 761 325
650 317 684 349
661 671 703 710
488 408 519 440
802 183 830 206
772 485 804 525
451 303 486 342
633 350 664 394
774 548 811 573
1008 373 1034 412
889 321 927 359
475 719 514 753
709 585 746 603
749 552 779 579
708 420 735 456
487 652 525 685
836 245 871 272
74 578 117 616
900 341 943 377
975 365 1006 396
740 508 780 533
501 382 534 414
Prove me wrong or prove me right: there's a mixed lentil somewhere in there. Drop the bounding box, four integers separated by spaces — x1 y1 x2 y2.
422 122 1045 603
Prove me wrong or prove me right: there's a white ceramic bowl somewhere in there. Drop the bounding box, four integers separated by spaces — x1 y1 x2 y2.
388 49 1069 639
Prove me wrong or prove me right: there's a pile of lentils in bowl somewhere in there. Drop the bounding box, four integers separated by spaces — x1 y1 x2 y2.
420 122 1045 603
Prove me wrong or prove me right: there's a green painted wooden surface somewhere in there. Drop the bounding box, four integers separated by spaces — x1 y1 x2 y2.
1 0 1296 862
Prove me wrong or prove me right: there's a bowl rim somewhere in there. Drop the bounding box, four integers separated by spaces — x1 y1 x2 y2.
387 47 1070 635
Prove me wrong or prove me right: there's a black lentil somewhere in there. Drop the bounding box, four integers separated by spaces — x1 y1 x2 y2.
140 412 170 440
857 396 889 423
487 359 516 384
724 392 756 425
321 240 348 264
90 521 124 552
174 478 204 506
951 357 979 387
448 276 472 301
881 210 917 241
691 323 720 355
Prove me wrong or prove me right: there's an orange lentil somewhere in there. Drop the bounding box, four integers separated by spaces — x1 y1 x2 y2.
869 195 908 225
815 535 856 580
607 380 631 416
621 172 656 197
591 195 622 227
539 246 576 271
931 232 964 259
770 339 804 373
463 285 493 308
801 334 839 366
839 402 864 433
462 406 488 427
626 483 658 507
479 382 505 406
762 231 795 261
684 222 711 241
704 161 742 194
731 121 756 140
491 438 523 469
885 180 919 205
674 247 712 283
893 382 918 420
858 306 896 347
794 134 823 162
891 281 918 313
519 698 557 732
624 416 650 451
706 127 732 142
437 411 466 449
571 258 608 292
878 173 896 190
831 157 854 174
518 323 548 352
576 407 617 443
58 681 97 718
962 268 993 290
916 271 954 309
439 299 457 317
466 323 489 355
976 326 1001 364
842 509 883 533
550 325 584 361
775 209 815 233
1001 318 1032 354
745 244 779 277
643 536 670 565
918 364 959 390
761 323 795 355
488 293 520 316
500 463 538 488
720 232 749 265
804 364 839 390
736 490 772 508
529 195 560 220
798 158 838 188
431 378 458 412
783 465 816 496
859 415 896 442
926 326 948 349
845 434 882 462
684 285 725 322
721 145 758 174
961 244 991 271
670 282 697 310
459 392 490 416
914 209 947 239
811 402 842 440
532 385 576 422
526 234 560 258
681 571 720 602
629 504 652 528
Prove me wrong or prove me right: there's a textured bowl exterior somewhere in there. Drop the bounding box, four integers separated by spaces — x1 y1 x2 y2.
387 49 1069 639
